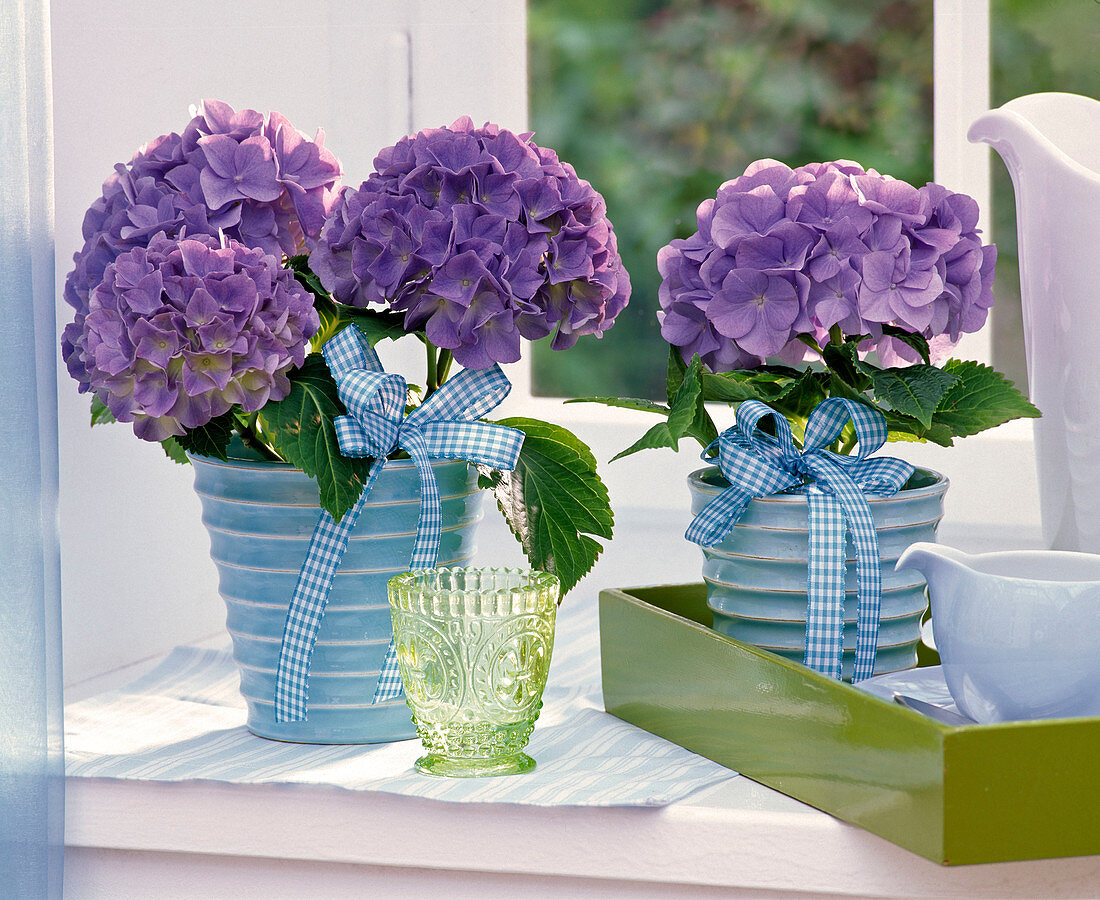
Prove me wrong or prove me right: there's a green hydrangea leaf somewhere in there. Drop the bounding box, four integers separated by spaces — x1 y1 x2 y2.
175 411 234 461
486 417 613 597
701 366 804 405
666 354 703 438
160 437 190 464
665 346 689 403
882 411 955 447
259 352 372 522
872 365 959 429
822 340 873 392
880 325 931 365
687 400 719 449
90 395 116 426
287 256 407 348
569 354 715 456
932 359 1040 438
609 419 680 462
773 369 829 420
565 395 671 415
287 254 331 300
827 372 874 405
287 254 342 346
337 306 410 346
663 351 717 447
605 354 710 461
700 371 763 403
311 296 344 346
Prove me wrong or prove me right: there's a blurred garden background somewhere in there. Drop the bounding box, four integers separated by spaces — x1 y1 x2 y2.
527 0 1099 399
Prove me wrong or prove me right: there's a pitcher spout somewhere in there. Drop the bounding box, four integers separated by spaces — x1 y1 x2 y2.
896 542 972 588
967 108 1036 178
968 93 1100 186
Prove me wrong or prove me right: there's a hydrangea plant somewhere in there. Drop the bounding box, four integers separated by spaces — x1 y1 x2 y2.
80 234 318 442
62 100 341 394
579 158 1037 457
62 104 626 594
311 116 630 370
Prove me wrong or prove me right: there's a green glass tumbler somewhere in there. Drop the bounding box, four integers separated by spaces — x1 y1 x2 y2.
388 567 560 777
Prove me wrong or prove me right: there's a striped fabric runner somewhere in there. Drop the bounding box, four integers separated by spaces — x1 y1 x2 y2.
65 595 738 807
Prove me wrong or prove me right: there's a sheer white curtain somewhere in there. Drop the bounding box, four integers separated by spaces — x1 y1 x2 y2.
0 1 65 897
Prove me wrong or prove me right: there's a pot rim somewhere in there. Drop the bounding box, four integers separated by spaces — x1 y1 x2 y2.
687 465 949 503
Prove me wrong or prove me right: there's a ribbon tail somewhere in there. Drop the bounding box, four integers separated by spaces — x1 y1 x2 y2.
274 457 385 723
371 434 442 705
804 491 845 680
848 504 882 682
685 485 754 546
405 436 442 570
808 456 882 682
372 641 404 705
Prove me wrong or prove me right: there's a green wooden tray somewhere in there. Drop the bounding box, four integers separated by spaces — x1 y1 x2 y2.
599 583 1100 866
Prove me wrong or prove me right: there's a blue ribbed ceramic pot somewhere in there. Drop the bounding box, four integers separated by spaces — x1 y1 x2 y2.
190 454 484 743
687 466 948 680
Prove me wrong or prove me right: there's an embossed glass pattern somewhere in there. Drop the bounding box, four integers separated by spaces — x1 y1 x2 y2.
388 567 559 777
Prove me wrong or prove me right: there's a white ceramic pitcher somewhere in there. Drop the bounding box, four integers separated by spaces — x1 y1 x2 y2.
968 93 1100 552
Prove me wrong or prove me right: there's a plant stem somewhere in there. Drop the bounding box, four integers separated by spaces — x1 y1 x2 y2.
838 432 858 455
425 341 439 399
829 324 843 347
236 412 283 462
436 349 453 388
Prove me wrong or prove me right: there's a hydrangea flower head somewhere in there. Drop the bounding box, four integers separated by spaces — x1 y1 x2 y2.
311 117 631 368
71 232 319 442
62 100 341 388
658 159 996 371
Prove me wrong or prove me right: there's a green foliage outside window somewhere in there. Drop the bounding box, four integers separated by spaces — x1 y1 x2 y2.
529 0 1099 399
529 0 934 398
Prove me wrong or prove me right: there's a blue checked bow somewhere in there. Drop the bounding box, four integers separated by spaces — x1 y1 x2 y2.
686 398 914 682
274 325 524 722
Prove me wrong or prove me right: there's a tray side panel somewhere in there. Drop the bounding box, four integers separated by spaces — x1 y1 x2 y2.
943 723 1100 865
600 585 948 863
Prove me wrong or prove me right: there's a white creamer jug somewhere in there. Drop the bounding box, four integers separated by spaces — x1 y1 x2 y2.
897 542 1100 722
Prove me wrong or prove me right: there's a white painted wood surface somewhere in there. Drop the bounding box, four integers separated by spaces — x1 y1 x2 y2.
63 774 1100 899
933 0 992 366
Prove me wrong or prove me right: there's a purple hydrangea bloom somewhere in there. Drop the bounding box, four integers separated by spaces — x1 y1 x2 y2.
72 233 319 442
311 117 631 368
62 100 341 389
708 269 806 359
658 159 997 371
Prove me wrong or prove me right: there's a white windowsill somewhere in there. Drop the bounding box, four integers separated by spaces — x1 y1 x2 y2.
65 506 1099 898
64 769 1100 899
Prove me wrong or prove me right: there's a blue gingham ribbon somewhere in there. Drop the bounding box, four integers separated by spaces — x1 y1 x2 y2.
274 325 524 722
686 398 913 682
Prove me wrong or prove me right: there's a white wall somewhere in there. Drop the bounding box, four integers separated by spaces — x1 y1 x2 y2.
53 0 528 686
